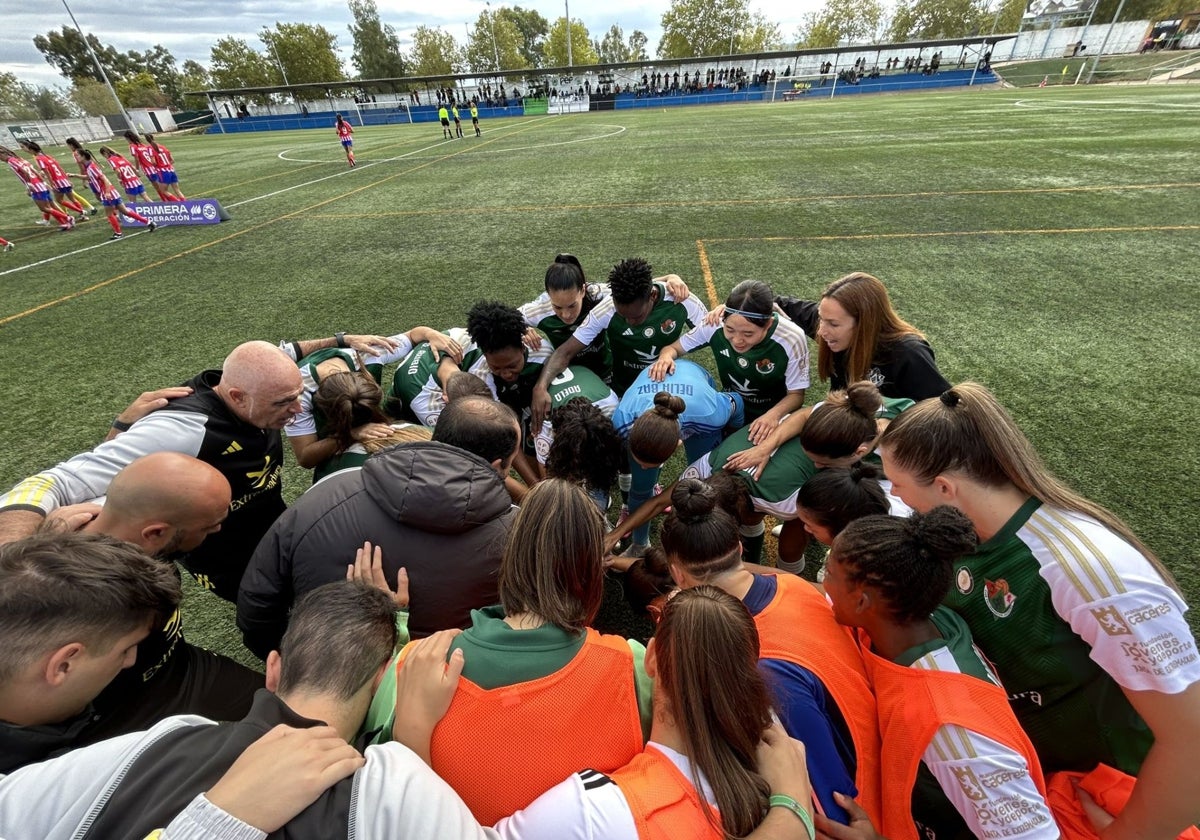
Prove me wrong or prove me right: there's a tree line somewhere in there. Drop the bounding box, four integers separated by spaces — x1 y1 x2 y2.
1 0 1189 119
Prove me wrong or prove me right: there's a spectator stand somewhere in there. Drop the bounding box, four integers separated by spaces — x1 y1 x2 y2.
192 35 1016 135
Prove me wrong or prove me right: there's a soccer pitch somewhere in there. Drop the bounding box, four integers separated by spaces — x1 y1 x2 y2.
1 84 1198 655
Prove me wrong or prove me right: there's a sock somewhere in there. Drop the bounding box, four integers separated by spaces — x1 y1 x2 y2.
48 207 69 224
618 473 632 503
126 209 149 224
108 215 121 234
76 195 94 211
43 212 51 221
739 522 765 565
777 557 806 575
62 198 83 213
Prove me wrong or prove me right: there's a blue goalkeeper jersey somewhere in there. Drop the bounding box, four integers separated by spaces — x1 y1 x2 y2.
612 360 736 442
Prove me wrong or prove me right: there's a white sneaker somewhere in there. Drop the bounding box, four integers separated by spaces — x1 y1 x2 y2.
2 242 13 252
35 219 51 226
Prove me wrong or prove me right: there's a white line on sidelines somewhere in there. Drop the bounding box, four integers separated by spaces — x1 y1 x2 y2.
0 117 553 280
0 230 152 278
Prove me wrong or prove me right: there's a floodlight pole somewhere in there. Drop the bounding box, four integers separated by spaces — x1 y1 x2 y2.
486 1 502 72
60 0 133 130
266 31 291 87
565 0 573 67
1085 0 1126 84
969 3 1002 87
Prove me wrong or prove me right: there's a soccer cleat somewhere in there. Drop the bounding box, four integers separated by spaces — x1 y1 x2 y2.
147 221 157 233
59 217 75 231
76 213 87 222
35 219 51 226
89 207 98 216
3 242 13 252
111 232 123 239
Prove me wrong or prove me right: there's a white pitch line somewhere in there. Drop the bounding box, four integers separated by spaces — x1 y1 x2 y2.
0 229 153 278
0 117 555 280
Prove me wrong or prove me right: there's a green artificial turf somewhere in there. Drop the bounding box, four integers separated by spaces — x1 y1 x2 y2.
2 84 1197 659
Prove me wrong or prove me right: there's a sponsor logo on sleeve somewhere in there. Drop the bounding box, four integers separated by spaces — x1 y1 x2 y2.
1091 605 1134 636
952 766 987 801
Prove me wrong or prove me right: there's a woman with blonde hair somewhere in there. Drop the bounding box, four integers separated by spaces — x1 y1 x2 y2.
777 272 949 401
880 382 1200 837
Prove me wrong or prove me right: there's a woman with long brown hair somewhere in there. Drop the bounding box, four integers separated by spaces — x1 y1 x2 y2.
364 479 650 826
880 382 1200 837
310 372 431 482
658 479 883 828
777 272 949 402
388 585 818 840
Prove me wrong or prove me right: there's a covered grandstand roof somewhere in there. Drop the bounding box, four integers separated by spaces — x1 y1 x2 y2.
187 34 1017 98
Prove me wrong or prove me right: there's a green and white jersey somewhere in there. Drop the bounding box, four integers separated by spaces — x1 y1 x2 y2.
682 425 818 519
533 366 619 465
900 608 1057 840
459 338 553 416
385 328 470 427
571 282 708 395
291 347 387 439
678 314 810 422
520 284 613 382
946 498 1200 776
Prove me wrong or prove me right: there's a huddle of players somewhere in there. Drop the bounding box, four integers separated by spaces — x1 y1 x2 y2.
309 256 1200 840
1 131 182 240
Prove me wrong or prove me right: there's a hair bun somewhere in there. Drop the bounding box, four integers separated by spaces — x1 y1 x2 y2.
653 391 686 418
849 461 881 482
939 390 960 407
845 381 884 417
671 478 716 521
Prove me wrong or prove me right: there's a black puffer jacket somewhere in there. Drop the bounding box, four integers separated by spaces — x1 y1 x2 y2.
237 441 515 658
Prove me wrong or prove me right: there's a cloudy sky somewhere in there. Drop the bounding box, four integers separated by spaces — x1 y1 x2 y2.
3 0 823 91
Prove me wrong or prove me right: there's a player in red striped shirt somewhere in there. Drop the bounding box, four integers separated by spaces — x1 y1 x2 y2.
123 130 173 201
19 140 95 218
335 114 356 167
0 146 74 230
144 134 185 199
0 236 13 253
97 146 149 202
78 149 155 239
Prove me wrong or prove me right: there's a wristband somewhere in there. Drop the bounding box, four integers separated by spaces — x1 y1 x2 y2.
768 794 815 840
335 332 348 348
111 418 133 432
